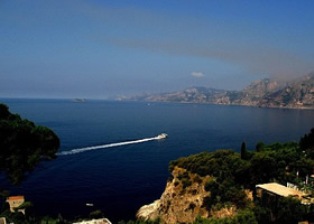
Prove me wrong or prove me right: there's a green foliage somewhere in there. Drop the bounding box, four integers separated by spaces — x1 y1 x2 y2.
194 209 257 224
235 209 258 224
300 128 314 158
89 209 104 219
39 216 69 224
250 151 278 184
182 178 192 189
171 137 311 193
168 128 314 223
0 210 69 224
274 196 304 224
0 103 60 184
252 203 271 224
0 104 10 119
177 171 192 189
203 178 249 210
171 150 253 210
170 150 245 180
17 201 33 210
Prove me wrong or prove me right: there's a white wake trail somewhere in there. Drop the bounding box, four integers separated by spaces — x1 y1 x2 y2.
57 136 160 156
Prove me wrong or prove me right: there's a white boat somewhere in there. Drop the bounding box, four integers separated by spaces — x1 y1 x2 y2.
73 98 86 103
156 133 168 139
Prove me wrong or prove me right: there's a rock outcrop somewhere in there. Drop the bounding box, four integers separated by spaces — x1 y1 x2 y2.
137 167 211 223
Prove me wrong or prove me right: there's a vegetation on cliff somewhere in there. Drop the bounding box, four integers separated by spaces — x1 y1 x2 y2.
0 103 61 223
137 128 314 223
0 103 60 184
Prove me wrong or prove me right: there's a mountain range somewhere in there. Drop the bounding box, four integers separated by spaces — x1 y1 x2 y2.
123 73 314 109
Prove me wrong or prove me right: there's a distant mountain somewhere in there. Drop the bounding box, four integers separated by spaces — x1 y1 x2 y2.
124 74 314 109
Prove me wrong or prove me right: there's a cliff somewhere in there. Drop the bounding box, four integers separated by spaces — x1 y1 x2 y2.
137 166 241 223
125 74 314 109
137 167 210 223
136 137 314 223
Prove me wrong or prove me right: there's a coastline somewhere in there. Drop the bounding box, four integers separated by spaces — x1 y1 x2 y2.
125 99 314 110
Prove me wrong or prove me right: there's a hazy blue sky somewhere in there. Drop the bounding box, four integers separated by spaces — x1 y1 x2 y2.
1 0 314 99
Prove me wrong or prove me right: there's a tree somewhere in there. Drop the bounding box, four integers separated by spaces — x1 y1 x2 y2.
256 142 265 152
250 151 277 185
240 141 251 160
300 128 314 158
0 103 60 184
0 104 10 119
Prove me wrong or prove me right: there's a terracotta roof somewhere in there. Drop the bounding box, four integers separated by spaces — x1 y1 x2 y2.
7 196 24 201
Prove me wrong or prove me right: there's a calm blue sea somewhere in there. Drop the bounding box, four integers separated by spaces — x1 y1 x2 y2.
1 99 314 222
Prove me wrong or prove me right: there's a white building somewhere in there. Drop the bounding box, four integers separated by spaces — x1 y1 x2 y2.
73 218 112 224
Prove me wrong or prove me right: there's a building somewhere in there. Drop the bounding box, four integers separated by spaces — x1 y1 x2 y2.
256 182 306 199
256 182 314 223
256 182 314 205
72 218 112 224
6 195 25 214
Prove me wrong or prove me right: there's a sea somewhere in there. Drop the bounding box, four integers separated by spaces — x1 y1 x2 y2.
1 98 314 222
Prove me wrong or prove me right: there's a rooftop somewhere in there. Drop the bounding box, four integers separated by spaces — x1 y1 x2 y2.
72 218 112 224
256 182 306 198
6 196 25 201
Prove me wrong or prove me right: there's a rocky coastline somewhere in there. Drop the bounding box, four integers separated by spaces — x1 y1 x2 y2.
123 74 314 110
137 167 211 223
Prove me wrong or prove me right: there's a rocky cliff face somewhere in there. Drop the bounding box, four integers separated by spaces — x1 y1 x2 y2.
137 167 211 223
139 87 227 104
230 78 281 106
126 74 314 109
137 167 241 224
261 74 314 108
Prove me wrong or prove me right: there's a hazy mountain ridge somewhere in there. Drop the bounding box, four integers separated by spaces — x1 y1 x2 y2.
125 74 314 109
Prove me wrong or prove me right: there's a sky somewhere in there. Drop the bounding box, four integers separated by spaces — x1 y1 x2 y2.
1 0 314 99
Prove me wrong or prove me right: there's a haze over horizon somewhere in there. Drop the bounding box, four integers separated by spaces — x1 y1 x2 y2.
1 0 314 99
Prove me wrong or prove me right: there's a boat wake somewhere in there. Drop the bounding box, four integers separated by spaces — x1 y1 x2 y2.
57 134 166 156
